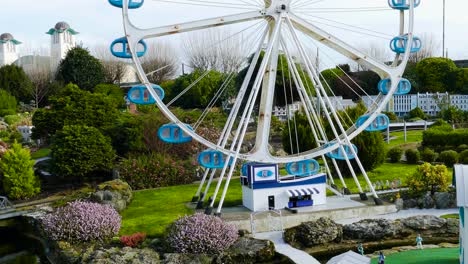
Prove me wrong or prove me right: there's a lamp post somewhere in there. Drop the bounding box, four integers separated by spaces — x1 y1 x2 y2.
442 0 446 58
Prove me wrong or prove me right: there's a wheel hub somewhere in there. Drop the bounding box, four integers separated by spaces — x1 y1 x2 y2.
266 0 290 14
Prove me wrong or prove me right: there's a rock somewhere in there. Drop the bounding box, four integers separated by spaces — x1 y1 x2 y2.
83 247 160 264
403 198 418 209
417 194 434 209
446 218 459 235
402 215 446 230
162 253 213 264
434 192 456 209
216 237 275 264
238 229 250 237
343 219 410 241
395 198 404 210
90 180 132 212
439 242 459 248
284 217 342 247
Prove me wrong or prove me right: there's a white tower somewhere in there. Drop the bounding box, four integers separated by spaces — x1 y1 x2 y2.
46 22 79 74
0 33 21 66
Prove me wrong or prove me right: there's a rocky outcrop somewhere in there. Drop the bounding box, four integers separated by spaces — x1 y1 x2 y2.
83 247 160 264
417 194 435 209
161 254 213 264
343 219 411 241
434 192 456 209
284 217 342 247
400 192 456 209
401 215 446 230
90 180 132 212
216 237 275 264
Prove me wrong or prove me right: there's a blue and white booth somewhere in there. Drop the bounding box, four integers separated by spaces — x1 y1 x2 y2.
240 163 327 211
455 165 468 264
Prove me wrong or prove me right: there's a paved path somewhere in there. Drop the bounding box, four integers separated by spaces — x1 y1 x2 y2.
254 232 320 264
336 208 458 225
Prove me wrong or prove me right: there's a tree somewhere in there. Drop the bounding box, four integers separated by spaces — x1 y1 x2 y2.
56 47 105 91
26 66 56 108
0 142 40 200
50 125 115 179
416 58 458 93
92 45 128 85
409 107 426 120
282 112 316 154
141 43 178 84
409 33 440 63
94 84 125 108
440 106 466 123
406 163 450 195
0 89 17 116
32 83 120 141
0 64 33 102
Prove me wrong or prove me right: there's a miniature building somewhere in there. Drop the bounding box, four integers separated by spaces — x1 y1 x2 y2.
16 126 33 143
455 164 468 264
46 22 79 74
0 33 21 66
241 163 327 211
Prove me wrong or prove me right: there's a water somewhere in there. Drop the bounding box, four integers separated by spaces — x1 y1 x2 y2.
0 228 41 264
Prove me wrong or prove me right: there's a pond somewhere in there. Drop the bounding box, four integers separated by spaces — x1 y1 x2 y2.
370 248 459 264
0 227 44 264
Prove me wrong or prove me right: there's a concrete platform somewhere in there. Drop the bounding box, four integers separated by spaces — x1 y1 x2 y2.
220 196 397 232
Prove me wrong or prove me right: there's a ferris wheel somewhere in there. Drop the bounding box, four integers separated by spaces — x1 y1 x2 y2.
108 0 421 215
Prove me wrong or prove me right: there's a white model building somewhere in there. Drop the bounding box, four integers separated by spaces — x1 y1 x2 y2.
0 33 21 66
241 163 327 212
46 22 79 74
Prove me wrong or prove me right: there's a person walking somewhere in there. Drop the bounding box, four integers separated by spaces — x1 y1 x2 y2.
416 234 423 249
378 251 385 264
357 243 364 255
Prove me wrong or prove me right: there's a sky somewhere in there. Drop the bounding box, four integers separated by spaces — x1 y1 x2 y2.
1 0 467 64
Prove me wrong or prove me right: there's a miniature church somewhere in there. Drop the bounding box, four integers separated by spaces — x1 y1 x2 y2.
0 21 79 74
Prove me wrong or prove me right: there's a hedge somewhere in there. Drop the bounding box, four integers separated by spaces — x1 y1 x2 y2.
422 129 468 147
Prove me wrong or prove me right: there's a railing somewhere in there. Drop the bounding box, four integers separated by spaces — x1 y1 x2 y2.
0 196 13 211
250 209 284 235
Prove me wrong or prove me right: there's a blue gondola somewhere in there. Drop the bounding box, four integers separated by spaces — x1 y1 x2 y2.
128 84 164 105
390 34 422 54
108 0 144 9
198 150 232 169
388 0 421 10
378 78 412 95
158 124 192 144
241 162 262 176
325 143 358 160
356 114 390 132
286 160 320 177
110 37 147 59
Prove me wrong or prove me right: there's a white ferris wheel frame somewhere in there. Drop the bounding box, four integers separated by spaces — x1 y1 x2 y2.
118 0 416 164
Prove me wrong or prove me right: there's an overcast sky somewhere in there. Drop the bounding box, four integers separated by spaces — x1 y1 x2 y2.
1 0 467 63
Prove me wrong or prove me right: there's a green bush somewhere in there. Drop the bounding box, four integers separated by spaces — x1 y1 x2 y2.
0 90 17 117
439 150 458 167
408 107 426 120
119 153 197 190
51 125 116 179
405 149 420 164
457 144 468 153
406 163 450 195
3 115 21 125
459 150 468 164
0 142 40 200
421 148 437 163
388 147 403 163
422 129 468 147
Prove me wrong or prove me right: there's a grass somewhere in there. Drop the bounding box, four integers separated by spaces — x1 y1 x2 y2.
120 179 242 237
31 148 51 159
441 214 460 219
371 248 459 264
386 130 424 148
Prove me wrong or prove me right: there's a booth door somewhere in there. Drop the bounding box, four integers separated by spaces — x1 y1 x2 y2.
268 196 275 210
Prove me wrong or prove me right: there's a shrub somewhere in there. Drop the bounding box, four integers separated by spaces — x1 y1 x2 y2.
0 142 40 199
3 115 21 125
119 153 196 190
458 144 468 153
459 150 468 164
422 129 468 147
406 163 451 195
439 150 458 167
405 149 420 164
0 90 17 117
388 147 403 163
421 148 437 163
43 201 121 243
51 125 116 179
409 107 425 120
120 232 146 248
166 213 238 254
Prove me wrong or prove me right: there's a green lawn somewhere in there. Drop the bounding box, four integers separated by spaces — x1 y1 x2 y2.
31 148 51 159
441 214 460 219
371 248 459 264
386 130 424 148
120 179 242 237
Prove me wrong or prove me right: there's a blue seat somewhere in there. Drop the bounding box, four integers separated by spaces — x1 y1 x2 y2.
325 143 358 160
378 78 412 95
198 150 232 169
390 35 422 54
110 37 147 59
128 84 164 105
356 114 390 132
158 124 192 144
286 160 320 177
108 0 144 9
388 0 421 10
